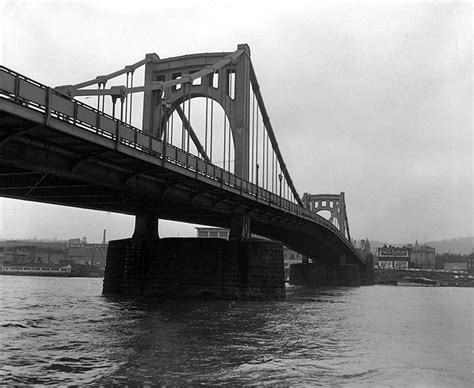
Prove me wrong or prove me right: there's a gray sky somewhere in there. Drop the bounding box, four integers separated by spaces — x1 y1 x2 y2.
0 0 472 243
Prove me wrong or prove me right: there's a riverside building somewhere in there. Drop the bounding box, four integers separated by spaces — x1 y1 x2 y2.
407 241 436 269
376 246 410 268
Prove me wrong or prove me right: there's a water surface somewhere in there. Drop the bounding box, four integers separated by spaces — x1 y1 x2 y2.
0 276 472 386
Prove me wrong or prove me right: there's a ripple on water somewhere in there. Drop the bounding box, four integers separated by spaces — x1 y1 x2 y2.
0 277 472 386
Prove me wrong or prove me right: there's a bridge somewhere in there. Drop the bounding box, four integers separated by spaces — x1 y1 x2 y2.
0 44 373 299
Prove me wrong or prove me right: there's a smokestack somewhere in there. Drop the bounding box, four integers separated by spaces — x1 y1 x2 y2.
103 229 106 245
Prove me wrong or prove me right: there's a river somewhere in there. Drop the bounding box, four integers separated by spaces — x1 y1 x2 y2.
0 276 471 386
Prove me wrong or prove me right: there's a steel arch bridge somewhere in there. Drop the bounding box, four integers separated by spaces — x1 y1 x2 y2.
0 44 367 289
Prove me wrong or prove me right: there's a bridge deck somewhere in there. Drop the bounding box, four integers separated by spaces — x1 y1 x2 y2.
0 66 364 264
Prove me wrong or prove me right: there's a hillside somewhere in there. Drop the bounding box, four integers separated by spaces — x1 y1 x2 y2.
422 237 473 255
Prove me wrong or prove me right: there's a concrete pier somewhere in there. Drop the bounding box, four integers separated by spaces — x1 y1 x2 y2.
289 262 363 287
103 237 285 300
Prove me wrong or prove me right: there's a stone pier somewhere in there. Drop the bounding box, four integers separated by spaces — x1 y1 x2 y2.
103 215 285 299
289 262 361 287
103 237 285 299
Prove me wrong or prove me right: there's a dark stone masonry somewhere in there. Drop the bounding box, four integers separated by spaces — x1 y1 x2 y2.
103 237 285 300
289 260 373 287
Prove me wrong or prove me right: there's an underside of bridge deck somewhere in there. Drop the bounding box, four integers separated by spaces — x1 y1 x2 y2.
0 108 359 264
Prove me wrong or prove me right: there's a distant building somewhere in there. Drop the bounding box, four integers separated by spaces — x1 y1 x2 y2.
0 241 67 264
376 245 410 268
67 237 88 247
408 241 436 269
66 238 107 268
436 253 470 271
353 238 371 254
467 254 474 275
360 239 371 254
196 228 230 239
195 227 270 241
0 238 107 268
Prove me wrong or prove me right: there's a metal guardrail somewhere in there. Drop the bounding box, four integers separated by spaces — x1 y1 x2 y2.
0 66 363 260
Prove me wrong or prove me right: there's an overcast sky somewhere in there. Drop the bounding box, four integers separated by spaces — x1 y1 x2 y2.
0 0 472 243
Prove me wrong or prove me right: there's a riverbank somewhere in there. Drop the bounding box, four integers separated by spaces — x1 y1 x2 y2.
375 268 473 287
0 263 104 278
70 264 104 278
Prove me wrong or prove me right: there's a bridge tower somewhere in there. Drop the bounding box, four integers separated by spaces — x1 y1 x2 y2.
302 192 351 241
142 44 252 180
290 192 373 286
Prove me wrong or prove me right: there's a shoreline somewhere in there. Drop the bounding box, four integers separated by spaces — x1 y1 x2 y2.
375 268 473 287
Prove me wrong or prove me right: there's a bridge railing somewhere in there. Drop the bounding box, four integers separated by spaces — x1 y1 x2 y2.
0 66 362 259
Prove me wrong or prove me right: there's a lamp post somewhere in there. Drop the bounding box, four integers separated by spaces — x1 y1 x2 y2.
256 163 260 189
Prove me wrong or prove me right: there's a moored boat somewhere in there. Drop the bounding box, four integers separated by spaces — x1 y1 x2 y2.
397 277 440 287
0 263 72 277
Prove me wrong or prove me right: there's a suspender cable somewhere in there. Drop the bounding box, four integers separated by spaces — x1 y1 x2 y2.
157 92 163 139
265 130 269 190
187 83 191 154
125 73 129 123
210 95 214 162
223 71 227 170
255 103 259 186
165 105 169 143
129 72 134 125
181 86 185 150
275 151 278 194
262 127 265 189
227 66 233 172
101 83 105 113
227 81 231 171
251 93 255 184
249 63 302 205
97 83 100 111
205 78 209 155
163 112 170 145
264 130 267 189
164 109 168 148
168 108 174 144
271 150 274 193
227 110 231 171
223 104 227 169
272 150 275 193
262 125 266 189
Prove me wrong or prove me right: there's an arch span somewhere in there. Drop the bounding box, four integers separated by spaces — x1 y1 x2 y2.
161 96 235 172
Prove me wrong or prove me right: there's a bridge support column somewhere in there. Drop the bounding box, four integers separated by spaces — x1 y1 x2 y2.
133 214 159 240
103 214 160 295
229 214 251 241
359 254 375 285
